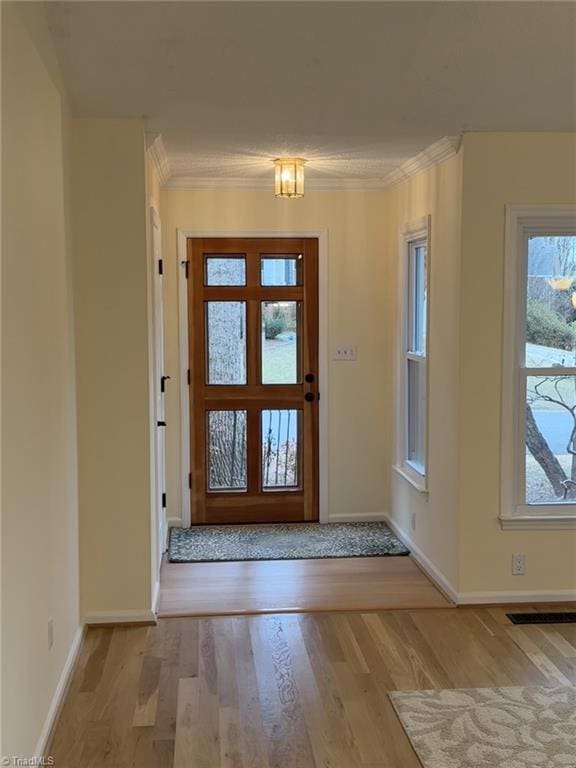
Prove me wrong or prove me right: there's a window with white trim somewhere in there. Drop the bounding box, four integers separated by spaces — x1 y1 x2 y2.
502 206 576 527
396 219 429 490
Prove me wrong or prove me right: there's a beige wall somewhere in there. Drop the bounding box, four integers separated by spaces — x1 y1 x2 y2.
159 190 390 524
71 118 154 616
384 153 463 590
458 132 576 595
1 3 79 753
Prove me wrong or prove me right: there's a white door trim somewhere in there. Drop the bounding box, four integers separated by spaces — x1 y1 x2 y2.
177 228 329 527
151 207 167 561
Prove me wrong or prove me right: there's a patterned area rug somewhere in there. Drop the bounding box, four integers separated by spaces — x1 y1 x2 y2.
168 522 409 563
390 685 576 768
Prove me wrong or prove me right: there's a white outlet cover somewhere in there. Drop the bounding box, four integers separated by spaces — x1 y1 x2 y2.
512 554 526 576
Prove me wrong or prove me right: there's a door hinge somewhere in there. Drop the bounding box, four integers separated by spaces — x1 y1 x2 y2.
188 472 192 490
158 259 163 275
162 492 166 509
182 260 190 279
187 368 190 386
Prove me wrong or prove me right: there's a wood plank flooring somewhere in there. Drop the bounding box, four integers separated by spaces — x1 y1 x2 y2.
158 556 451 616
48 605 576 767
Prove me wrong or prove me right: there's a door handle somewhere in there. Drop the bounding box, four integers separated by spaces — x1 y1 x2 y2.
305 373 315 383
160 375 171 393
304 392 315 402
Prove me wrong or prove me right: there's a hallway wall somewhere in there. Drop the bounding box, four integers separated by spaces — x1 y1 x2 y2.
384 151 463 593
71 118 155 619
1 3 79 754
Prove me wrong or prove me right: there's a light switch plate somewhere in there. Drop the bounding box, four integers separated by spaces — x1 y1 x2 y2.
334 345 357 361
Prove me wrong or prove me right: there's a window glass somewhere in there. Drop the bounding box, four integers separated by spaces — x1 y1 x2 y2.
409 244 427 354
403 235 428 478
525 374 576 505
522 236 576 507
407 358 426 471
525 237 576 367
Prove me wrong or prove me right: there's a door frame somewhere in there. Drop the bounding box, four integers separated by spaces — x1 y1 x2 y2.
151 205 167 565
177 228 329 527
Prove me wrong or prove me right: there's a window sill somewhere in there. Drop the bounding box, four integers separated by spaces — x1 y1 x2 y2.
393 464 428 495
499 514 576 530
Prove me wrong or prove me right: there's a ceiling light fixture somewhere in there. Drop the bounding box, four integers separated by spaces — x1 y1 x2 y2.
274 158 306 198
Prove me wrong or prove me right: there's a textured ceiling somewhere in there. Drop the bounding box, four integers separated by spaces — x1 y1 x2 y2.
47 1 576 183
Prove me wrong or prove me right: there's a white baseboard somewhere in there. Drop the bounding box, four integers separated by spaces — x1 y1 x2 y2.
167 516 182 528
385 516 459 603
386 516 576 606
152 579 160 615
35 603 159 754
457 590 576 605
35 625 85 757
84 609 158 625
328 512 387 523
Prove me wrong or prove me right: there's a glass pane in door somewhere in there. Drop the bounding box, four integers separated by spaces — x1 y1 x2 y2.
206 301 246 384
207 410 247 490
261 256 300 286
205 256 246 286
261 301 300 384
261 409 300 489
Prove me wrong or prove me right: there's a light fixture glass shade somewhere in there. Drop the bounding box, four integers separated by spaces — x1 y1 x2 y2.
274 158 306 198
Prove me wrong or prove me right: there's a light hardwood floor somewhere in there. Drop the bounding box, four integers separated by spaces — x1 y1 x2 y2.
48 605 576 767
158 556 451 616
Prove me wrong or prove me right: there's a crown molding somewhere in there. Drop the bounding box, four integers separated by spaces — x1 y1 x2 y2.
146 133 172 187
159 135 462 193
381 135 461 189
163 175 388 192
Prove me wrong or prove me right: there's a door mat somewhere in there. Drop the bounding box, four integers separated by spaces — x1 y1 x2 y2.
168 521 409 563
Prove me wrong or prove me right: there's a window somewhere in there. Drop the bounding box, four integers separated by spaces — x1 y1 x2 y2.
396 218 430 491
501 206 576 528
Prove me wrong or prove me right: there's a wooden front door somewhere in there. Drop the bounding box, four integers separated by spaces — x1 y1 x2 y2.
187 237 319 524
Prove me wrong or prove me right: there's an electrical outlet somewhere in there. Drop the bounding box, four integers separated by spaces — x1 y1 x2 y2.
48 618 54 650
512 553 526 576
411 512 417 532
334 345 357 361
